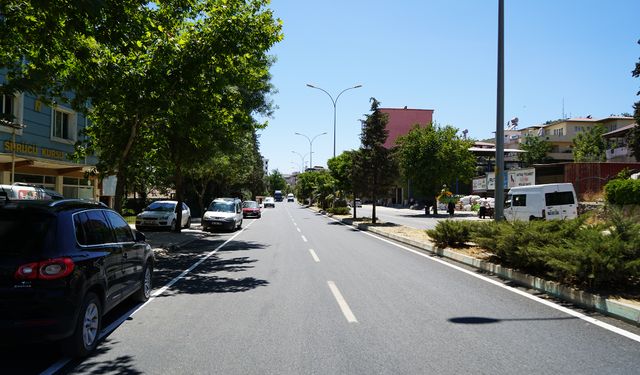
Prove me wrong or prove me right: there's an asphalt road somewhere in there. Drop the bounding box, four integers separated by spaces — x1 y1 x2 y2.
7 202 640 374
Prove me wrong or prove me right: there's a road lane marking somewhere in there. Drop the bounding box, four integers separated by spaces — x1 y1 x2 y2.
297 227 301 233
309 249 320 262
301 235 307 242
41 220 258 375
328 281 358 323
322 212 640 343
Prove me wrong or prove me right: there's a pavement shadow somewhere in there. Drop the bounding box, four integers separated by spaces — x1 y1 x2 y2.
68 339 143 375
152 239 269 297
448 316 577 325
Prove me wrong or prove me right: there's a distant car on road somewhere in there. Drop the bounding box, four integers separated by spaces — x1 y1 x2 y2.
242 200 262 218
135 200 191 231
263 197 275 208
0 198 154 357
287 193 295 202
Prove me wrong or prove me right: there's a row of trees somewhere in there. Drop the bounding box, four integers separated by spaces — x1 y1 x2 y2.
294 98 477 223
1 0 283 228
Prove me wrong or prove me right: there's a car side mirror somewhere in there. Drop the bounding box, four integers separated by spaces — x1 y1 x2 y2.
134 230 146 242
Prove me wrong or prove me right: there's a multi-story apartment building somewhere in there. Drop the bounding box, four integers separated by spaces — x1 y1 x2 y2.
0 89 98 198
509 116 636 162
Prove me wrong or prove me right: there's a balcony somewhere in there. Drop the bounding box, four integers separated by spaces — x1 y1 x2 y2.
606 146 631 161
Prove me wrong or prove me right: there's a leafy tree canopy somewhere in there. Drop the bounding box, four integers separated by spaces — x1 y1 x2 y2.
572 125 607 162
268 170 287 192
396 123 475 201
518 135 553 166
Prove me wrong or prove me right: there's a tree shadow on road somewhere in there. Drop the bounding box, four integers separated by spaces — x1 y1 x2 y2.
69 339 143 375
152 239 269 297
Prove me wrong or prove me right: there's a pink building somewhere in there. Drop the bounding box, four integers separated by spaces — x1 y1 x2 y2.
379 107 434 148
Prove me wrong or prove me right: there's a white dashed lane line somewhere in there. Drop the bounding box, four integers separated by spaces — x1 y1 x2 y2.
328 281 358 323
309 249 320 262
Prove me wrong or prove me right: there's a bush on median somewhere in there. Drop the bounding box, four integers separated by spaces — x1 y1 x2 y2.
427 211 640 290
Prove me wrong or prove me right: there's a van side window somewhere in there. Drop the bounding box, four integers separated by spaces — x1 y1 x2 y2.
512 194 526 207
104 210 134 243
545 191 575 206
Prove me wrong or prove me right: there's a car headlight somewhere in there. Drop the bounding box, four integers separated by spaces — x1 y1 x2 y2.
160 215 170 220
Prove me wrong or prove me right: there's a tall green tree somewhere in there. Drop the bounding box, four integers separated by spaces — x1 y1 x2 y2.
353 98 398 224
572 125 607 162
396 123 475 215
518 135 553 166
268 170 287 193
294 170 335 208
328 150 360 217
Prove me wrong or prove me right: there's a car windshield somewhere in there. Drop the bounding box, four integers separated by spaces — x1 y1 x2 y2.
209 201 234 213
145 202 176 212
0 209 53 255
243 201 259 208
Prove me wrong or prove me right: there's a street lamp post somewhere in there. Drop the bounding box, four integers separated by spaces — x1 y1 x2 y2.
294 132 326 168
306 83 362 158
291 151 308 172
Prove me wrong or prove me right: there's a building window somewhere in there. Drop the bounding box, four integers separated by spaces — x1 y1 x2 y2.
0 93 24 134
553 128 564 136
51 107 76 143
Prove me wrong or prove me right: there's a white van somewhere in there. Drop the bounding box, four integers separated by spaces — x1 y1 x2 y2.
504 183 578 221
201 198 243 231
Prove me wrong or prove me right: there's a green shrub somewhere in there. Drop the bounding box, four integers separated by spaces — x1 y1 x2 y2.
327 207 350 215
427 220 473 248
470 218 585 272
604 178 640 205
542 217 640 288
333 199 348 208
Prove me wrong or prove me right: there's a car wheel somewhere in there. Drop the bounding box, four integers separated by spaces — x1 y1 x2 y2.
170 219 177 231
132 265 152 302
238 219 242 229
63 292 101 357
183 216 191 229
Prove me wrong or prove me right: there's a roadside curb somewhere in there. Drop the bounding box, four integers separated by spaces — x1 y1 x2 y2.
340 219 640 326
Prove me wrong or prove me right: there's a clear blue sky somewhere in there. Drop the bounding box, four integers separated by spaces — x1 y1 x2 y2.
258 0 640 175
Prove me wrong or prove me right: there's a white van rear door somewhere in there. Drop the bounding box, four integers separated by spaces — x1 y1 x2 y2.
544 190 577 220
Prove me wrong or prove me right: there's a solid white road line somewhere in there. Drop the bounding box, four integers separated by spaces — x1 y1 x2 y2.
323 213 640 343
301 235 308 242
297 227 301 233
309 249 320 262
328 281 358 323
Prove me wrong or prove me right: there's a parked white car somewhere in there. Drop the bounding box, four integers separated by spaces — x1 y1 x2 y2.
135 200 192 231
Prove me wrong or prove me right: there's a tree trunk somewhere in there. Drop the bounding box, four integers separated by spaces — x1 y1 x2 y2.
113 169 126 213
433 194 439 215
352 196 357 219
371 193 377 224
173 165 183 233
113 118 139 213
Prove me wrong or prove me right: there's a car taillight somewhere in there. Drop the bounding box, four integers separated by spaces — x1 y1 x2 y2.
15 257 75 280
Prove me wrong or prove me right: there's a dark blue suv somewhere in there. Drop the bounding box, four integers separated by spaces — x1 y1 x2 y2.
0 197 154 357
